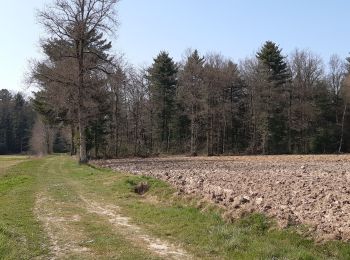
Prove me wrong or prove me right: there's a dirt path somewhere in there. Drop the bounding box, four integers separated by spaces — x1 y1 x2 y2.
80 195 190 259
33 160 94 259
34 192 91 259
33 157 191 259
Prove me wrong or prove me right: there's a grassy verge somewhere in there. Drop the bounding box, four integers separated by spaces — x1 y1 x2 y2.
0 156 29 174
0 155 159 259
0 157 48 259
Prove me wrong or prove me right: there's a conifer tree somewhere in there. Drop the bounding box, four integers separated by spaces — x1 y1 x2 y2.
256 41 289 85
147 51 178 153
179 50 205 155
256 41 290 153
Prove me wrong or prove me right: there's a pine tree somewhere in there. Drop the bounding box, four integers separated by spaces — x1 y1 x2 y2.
179 50 205 155
147 51 178 153
0 90 35 154
53 130 69 153
256 41 290 153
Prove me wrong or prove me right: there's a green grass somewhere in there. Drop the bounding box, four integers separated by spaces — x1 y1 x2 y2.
0 156 158 260
1 155 350 259
0 158 48 259
0 155 28 174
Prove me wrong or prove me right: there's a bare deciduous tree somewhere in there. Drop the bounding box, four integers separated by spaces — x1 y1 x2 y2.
339 75 350 152
289 49 324 153
328 54 346 124
178 49 205 155
37 0 118 163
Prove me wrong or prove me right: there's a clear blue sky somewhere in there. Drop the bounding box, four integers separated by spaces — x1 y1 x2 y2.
1 0 349 92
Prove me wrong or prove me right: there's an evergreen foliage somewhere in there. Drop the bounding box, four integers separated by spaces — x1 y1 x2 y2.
147 51 178 152
0 90 35 154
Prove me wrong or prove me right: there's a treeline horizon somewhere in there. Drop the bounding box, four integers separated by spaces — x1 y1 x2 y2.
0 89 71 155
2 0 350 161
6 44 350 158
0 90 35 154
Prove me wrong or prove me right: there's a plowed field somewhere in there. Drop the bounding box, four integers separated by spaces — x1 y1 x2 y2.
95 155 350 241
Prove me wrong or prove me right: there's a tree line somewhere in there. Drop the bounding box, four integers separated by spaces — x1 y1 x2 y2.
27 0 350 161
0 89 36 154
0 88 72 156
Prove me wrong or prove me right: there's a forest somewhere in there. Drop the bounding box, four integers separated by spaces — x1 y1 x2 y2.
1 0 350 162
0 90 35 154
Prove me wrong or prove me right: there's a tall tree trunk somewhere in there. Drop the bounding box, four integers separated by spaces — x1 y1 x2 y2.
134 105 139 155
209 116 214 156
150 107 154 154
78 109 87 163
70 124 76 156
190 120 195 155
230 86 235 153
94 122 98 158
339 103 347 153
77 37 88 164
206 86 213 156
288 89 292 153
115 127 119 157
166 126 170 153
45 125 50 154
190 105 196 156
113 91 119 157
206 117 211 156
222 120 226 154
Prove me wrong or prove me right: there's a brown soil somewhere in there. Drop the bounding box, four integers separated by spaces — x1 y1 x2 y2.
93 154 350 241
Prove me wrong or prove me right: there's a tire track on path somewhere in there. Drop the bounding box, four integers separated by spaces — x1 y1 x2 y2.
33 158 94 259
79 195 192 260
35 157 192 259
